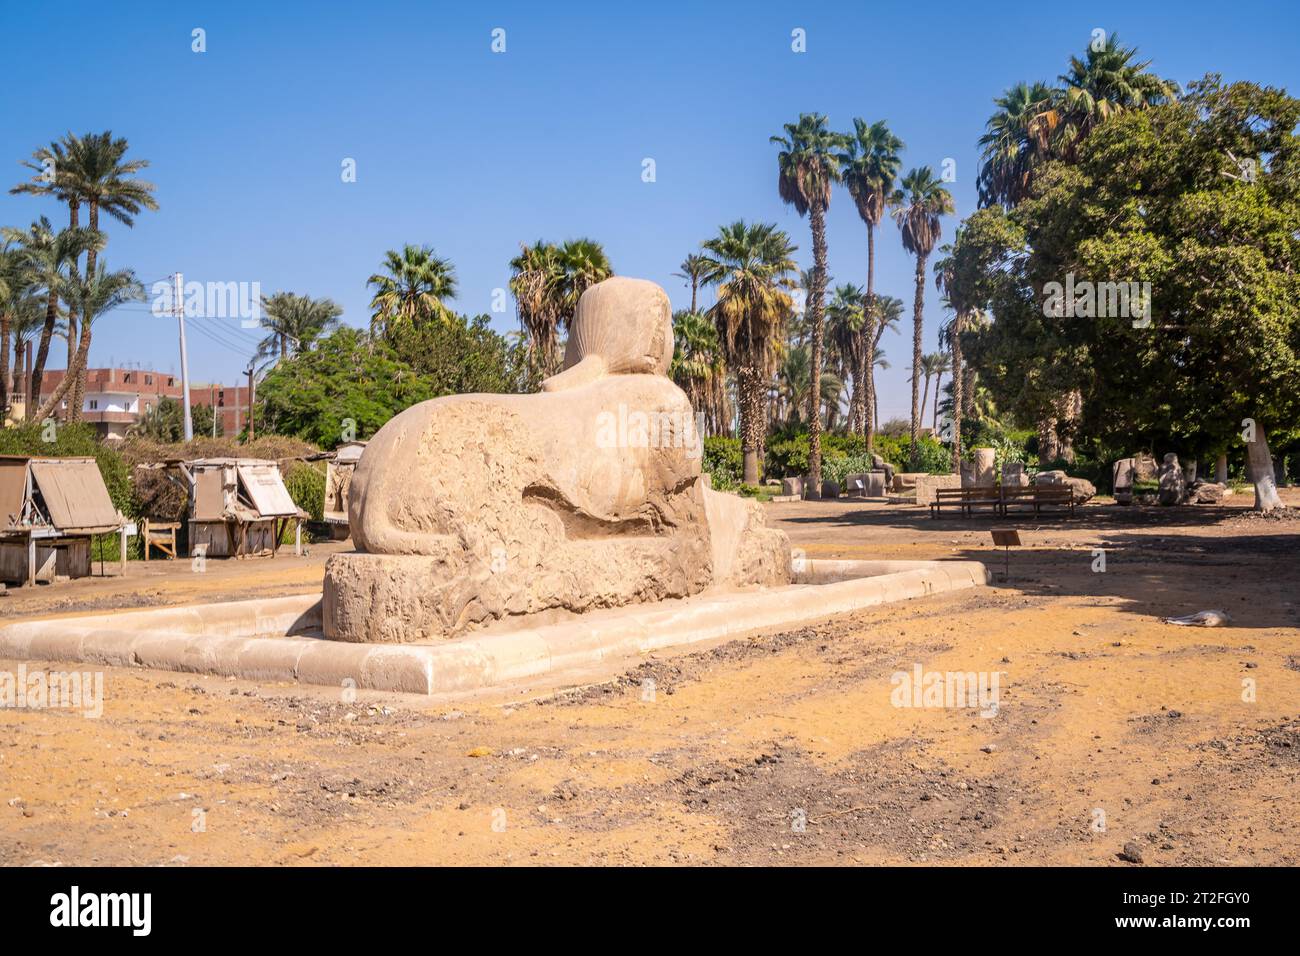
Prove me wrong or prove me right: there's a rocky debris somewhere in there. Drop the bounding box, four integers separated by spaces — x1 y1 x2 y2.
1119 841 1145 864
1033 470 1096 503
1188 481 1230 504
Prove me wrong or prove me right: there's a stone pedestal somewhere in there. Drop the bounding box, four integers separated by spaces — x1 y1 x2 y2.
974 448 997 488
1158 453 1185 505
1001 461 1029 488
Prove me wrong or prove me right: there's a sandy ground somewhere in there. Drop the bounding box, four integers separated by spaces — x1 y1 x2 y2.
2 491 1297 866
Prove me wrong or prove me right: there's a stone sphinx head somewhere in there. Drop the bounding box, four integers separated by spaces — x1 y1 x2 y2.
324 276 789 643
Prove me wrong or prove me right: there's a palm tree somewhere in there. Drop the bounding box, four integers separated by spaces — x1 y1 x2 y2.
1 218 102 419
670 309 729 436
34 263 142 422
509 240 564 375
508 238 612 377
257 292 343 365
38 132 157 417
837 118 904 448
10 294 46 404
871 348 891 433
368 244 457 336
934 245 973 468
0 242 27 418
779 345 843 427
826 284 866 431
976 81 1058 208
772 113 844 497
700 220 798 484
673 253 710 314
1056 33 1178 156
892 167 955 468
920 351 951 431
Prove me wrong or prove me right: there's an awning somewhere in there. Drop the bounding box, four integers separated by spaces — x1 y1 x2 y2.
29 458 120 532
237 463 299 517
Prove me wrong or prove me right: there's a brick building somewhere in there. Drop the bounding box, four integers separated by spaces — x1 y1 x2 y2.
7 367 252 441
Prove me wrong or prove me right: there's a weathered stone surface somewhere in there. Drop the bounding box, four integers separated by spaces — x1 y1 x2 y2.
781 476 803 498
1134 453 1158 481
892 472 927 493
1033 469 1096 503
821 480 841 500
1001 461 1030 488
325 277 790 643
1158 453 1185 505
1189 481 1230 504
914 473 962 506
1112 458 1135 504
845 472 887 497
974 448 997 488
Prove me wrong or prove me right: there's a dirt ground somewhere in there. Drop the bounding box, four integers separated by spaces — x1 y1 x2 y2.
2 491 1298 866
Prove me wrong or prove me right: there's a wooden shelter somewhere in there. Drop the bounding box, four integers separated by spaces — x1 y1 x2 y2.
0 455 126 586
146 457 305 559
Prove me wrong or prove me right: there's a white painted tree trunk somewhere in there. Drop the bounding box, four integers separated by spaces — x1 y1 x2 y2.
1246 424 1283 512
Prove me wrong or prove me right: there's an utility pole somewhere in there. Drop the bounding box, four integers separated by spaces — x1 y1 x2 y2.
245 360 255 442
173 272 194 442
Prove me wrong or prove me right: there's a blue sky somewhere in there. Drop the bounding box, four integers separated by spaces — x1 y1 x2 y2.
2 0 1296 420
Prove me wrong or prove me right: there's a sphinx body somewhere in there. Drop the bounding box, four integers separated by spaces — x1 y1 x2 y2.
323 277 789 643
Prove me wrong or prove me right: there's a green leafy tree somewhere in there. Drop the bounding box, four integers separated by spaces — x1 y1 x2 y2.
132 397 221 442
256 326 437 448
257 291 343 365
959 76 1300 511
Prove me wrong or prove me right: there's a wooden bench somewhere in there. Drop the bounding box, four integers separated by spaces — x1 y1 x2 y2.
930 487 1002 518
1000 485 1076 516
141 519 180 560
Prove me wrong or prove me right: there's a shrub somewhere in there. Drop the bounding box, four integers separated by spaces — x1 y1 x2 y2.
702 435 742 491
282 460 326 523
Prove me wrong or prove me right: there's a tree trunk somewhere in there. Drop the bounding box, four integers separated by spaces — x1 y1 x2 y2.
864 222 878 452
0 311 10 419
1246 423 1283 512
1215 454 1228 483
932 372 943 432
909 254 926 469
951 312 964 471
689 279 697 315
35 316 93 423
27 289 59 420
737 365 763 485
805 202 828 499
70 201 100 421
1037 418 1059 464
920 374 931 434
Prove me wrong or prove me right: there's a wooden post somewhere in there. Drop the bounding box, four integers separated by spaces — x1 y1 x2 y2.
143 518 150 562
26 532 36 587
119 525 128 574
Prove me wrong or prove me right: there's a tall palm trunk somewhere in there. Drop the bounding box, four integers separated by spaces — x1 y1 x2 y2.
932 372 943 431
69 201 101 421
737 365 764 485
28 288 59 420
908 254 926 469
689 279 698 314
0 310 10 420
920 372 932 431
36 313 93 422
864 223 878 453
950 312 964 471
806 202 828 497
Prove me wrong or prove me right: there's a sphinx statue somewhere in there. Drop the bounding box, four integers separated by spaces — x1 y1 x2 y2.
323 276 790 643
